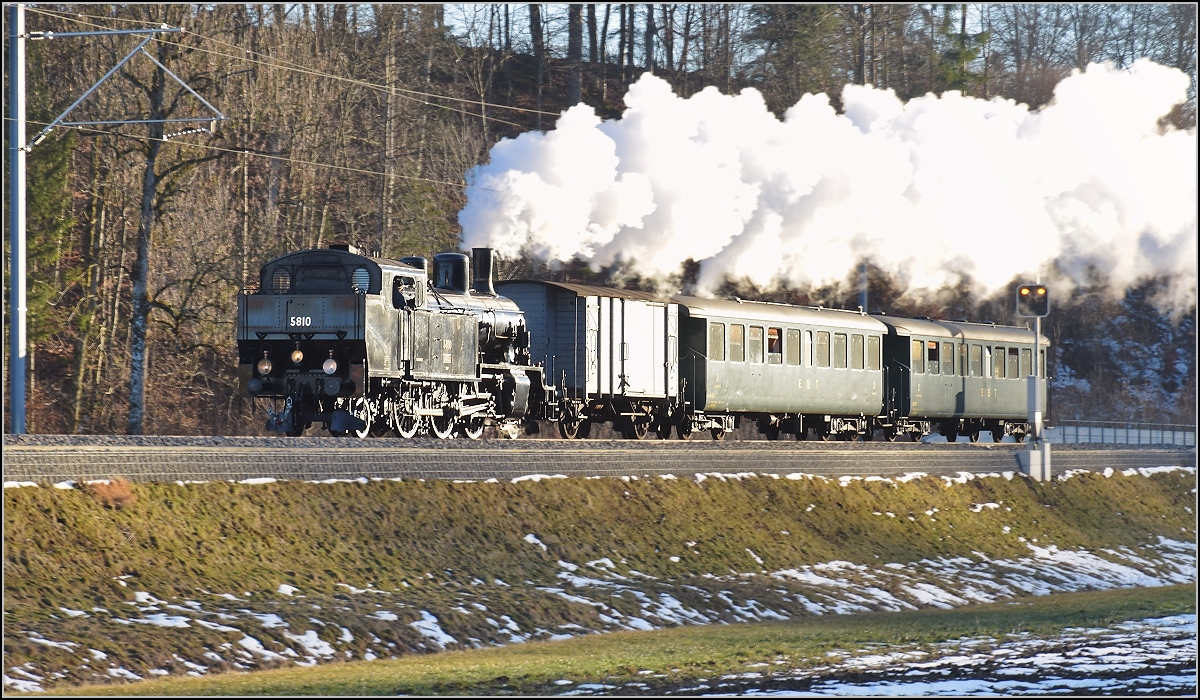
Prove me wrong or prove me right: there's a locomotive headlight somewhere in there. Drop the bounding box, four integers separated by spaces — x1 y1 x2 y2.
323 358 338 375
291 348 304 364
256 351 273 376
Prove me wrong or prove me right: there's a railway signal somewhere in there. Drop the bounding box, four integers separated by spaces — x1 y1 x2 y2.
1016 284 1049 318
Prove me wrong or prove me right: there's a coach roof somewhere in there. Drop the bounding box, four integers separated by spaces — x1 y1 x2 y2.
673 295 889 332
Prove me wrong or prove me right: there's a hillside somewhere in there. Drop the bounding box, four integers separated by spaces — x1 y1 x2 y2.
3 467 1194 691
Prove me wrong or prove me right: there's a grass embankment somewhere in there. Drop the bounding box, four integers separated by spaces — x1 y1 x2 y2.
31 584 1200 696
4 467 1195 691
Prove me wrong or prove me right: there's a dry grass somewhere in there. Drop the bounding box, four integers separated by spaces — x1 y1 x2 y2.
83 478 136 509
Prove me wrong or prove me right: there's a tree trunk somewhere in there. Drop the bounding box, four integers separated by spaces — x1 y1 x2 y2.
644 3 655 71
568 4 583 104
618 4 627 82
627 4 637 77
530 4 544 127
601 4 612 103
128 137 163 435
587 4 598 63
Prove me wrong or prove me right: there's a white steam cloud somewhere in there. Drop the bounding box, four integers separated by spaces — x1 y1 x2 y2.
459 59 1196 309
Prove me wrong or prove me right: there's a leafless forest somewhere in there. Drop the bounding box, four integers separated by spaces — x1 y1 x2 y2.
3 4 1195 435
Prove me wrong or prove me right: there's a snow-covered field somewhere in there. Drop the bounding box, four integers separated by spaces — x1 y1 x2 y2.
633 614 1197 696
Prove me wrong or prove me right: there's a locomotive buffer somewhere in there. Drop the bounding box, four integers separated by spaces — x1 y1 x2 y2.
1016 284 1051 481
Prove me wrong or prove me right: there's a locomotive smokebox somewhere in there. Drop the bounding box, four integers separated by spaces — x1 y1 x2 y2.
433 252 470 293
472 248 497 296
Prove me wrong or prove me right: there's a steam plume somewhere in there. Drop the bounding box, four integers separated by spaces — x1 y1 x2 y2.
459 60 1196 310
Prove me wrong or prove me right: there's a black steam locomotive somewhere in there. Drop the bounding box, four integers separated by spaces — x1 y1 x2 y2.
237 246 547 438
238 245 1047 442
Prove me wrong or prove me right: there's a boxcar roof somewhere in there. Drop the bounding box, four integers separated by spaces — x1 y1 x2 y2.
495 279 666 302
674 295 889 332
872 315 1046 344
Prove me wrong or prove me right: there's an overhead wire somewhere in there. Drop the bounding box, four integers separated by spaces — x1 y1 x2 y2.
24 5 562 129
19 117 494 193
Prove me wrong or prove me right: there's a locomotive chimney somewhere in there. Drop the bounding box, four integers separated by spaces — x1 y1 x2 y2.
471 248 496 296
432 252 470 293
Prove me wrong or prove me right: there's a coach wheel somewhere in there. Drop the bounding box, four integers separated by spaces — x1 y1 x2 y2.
430 414 455 439
1012 429 1027 444
458 417 485 440
943 430 958 443
710 428 727 441
819 429 833 442
285 421 309 438
884 429 899 442
763 424 781 441
655 421 673 440
676 419 693 441
968 431 981 443
990 422 1004 443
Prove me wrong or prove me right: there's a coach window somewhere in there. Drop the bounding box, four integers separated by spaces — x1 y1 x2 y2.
850 334 865 370
1020 348 1032 377
833 333 848 369
730 324 745 362
993 346 1005 378
804 330 814 366
1007 347 1020 379
749 326 764 363
958 343 968 377
983 346 992 377
786 329 800 365
941 341 954 375
767 327 783 364
1039 348 1046 377
911 339 924 373
969 344 982 377
708 322 725 361
816 331 831 368
926 340 940 375
867 335 881 371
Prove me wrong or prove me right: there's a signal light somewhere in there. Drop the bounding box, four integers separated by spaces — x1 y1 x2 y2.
1016 284 1049 317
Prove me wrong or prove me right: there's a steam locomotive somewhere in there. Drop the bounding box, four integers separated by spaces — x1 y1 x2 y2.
237 246 547 438
238 245 1047 442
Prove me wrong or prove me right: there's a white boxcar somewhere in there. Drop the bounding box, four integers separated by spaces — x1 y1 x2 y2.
497 280 679 438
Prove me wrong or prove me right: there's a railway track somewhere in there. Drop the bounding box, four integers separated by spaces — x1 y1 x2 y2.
3 435 1193 484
